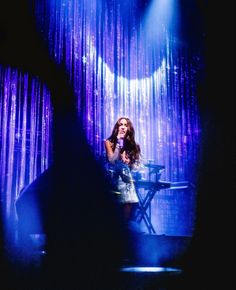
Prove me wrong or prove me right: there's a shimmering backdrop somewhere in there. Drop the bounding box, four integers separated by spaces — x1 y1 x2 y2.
0 66 53 240
0 0 205 238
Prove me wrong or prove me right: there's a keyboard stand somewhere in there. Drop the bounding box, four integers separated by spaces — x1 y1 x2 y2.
133 180 171 234
135 187 157 233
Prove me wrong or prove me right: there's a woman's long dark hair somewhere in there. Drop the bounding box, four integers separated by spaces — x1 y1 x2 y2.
107 117 140 164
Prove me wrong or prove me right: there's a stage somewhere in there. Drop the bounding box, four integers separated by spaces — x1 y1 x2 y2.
4 233 191 290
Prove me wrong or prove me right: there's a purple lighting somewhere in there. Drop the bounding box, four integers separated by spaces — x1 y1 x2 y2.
0 0 205 238
0 67 52 226
35 0 203 235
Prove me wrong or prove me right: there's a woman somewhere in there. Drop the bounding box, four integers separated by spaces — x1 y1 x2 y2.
104 117 141 222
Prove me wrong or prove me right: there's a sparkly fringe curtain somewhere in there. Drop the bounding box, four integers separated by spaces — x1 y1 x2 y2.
34 0 202 235
0 0 203 236
0 66 52 228
35 0 201 182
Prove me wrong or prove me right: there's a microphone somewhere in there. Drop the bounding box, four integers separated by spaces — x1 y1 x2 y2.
119 138 124 149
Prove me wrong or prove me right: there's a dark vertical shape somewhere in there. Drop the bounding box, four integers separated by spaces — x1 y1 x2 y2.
0 1 126 289
179 1 235 290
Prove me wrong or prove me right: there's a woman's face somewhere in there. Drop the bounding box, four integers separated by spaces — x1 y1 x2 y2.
118 118 128 138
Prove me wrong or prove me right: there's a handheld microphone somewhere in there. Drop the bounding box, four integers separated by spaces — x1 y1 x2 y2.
119 138 124 149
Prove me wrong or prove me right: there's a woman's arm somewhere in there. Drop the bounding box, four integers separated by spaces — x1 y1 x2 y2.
104 140 120 163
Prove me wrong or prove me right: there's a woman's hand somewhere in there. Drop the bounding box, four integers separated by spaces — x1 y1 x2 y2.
121 151 130 164
117 132 125 139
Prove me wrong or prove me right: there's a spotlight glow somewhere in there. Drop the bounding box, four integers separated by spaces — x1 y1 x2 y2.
120 266 182 273
144 0 180 43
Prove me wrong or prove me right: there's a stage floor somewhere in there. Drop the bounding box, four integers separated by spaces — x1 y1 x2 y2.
3 233 192 289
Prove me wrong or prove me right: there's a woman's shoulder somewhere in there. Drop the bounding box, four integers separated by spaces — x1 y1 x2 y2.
104 139 114 148
104 139 111 144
